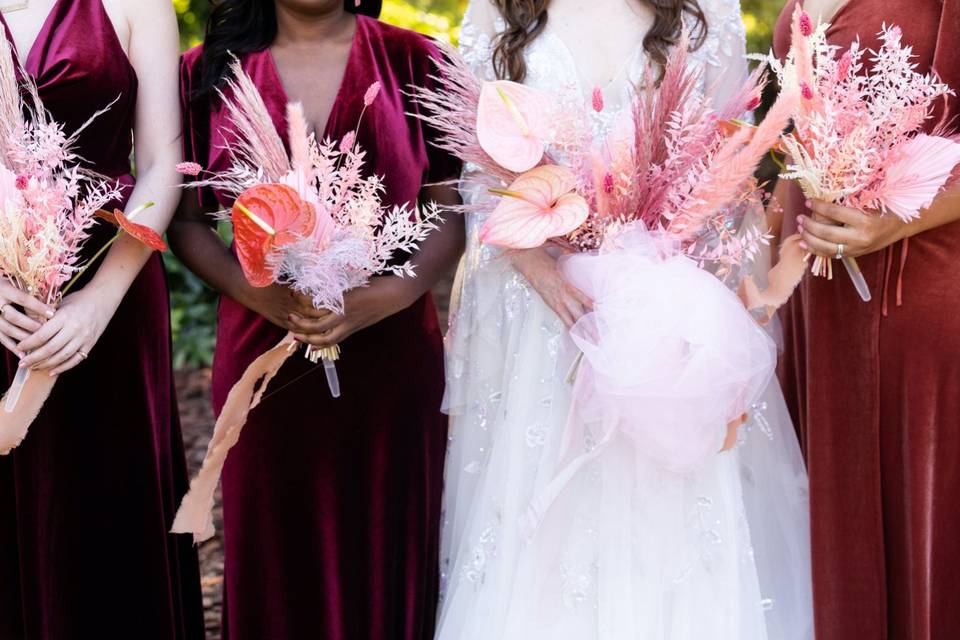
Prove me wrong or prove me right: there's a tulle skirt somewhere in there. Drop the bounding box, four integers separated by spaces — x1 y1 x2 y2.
437 224 813 640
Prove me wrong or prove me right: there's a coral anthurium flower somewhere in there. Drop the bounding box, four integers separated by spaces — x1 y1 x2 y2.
94 209 118 225
480 165 589 249
477 80 554 173
114 209 167 252
232 183 317 287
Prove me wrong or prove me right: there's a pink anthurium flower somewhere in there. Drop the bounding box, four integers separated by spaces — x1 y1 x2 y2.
480 165 590 249
477 80 554 173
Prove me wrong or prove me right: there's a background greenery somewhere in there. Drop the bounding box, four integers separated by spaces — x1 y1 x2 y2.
168 0 785 368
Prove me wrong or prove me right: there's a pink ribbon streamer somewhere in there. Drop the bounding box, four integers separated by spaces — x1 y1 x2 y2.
0 369 57 455
738 234 810 324
172 333 298 543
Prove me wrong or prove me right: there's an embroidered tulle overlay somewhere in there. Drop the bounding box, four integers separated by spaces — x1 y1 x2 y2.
438 2 812 639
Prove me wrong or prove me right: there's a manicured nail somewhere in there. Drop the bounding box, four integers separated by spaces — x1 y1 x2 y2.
45 309 54 318
799 241 809 250
805 199 813 209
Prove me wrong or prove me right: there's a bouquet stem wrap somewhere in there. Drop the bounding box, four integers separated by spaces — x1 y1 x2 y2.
172 333 298 542
0 368 56 454
521 226 777 536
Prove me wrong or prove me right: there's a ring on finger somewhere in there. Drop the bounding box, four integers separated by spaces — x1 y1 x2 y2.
0 304 9 316
77 350 88 361
835 243 845 260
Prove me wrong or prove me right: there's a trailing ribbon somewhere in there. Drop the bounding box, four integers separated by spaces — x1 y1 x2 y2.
172 333 298 543
738 234 810 324
0 368 56 454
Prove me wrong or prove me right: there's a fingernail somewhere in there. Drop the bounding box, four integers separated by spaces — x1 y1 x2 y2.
805 200 813 209
800 241 809 250
16 351 24 359
45 310 54 318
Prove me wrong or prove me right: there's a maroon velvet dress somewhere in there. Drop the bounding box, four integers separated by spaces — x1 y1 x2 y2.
774 2 960 639
181 16 459 640
0 1 204 639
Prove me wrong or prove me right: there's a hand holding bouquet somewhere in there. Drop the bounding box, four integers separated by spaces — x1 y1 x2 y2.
760 7 960 300
415 37 793 475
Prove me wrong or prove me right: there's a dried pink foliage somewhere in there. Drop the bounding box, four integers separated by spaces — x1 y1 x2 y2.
188 62 441 315
0 36 120 306
762 18 960 223
414 36 777 274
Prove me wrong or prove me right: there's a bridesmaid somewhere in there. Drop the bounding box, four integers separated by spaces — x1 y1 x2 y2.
170 1 463 638
773 1 960 638
0 0 204 638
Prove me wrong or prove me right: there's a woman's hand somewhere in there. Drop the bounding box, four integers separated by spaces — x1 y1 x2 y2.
16 289 111 375
290 277 414 348
237 282 331 334
0 280 55 358
798 200 907 259
510 246 592 328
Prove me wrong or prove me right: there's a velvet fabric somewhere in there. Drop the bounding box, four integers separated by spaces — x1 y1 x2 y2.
774 2 960 639
0 1 204 639
181 16 459 640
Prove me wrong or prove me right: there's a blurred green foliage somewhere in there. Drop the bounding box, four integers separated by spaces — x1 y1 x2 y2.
168 0 784 368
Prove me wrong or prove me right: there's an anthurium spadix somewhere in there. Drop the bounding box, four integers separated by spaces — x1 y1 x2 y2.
476 81 555 173
480 165 590 249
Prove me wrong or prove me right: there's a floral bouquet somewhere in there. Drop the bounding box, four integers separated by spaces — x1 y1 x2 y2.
0 35 164 454
759 7 960 300
415 39 794 475
172 61 441 542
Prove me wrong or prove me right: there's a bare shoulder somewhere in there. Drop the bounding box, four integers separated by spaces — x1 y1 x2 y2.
106 0 177 33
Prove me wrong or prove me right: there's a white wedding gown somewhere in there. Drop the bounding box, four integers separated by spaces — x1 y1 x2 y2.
437 1 814 638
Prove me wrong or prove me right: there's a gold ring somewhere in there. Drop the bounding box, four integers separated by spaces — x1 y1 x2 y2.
0 304 7 316
77 350 88 360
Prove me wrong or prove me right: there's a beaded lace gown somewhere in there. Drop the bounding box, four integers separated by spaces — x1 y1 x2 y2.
438 1 813 639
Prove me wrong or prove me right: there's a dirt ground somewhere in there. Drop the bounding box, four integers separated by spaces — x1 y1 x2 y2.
177 277 455 639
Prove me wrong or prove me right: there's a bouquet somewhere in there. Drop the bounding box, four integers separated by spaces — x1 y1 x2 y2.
172 61 441 542
0 35 165 454
415 39 794 478
759 7 960 300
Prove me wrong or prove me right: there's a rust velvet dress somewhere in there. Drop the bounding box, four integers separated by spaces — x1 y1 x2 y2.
774 2 960 639
181 16 459 640
0 1 204 638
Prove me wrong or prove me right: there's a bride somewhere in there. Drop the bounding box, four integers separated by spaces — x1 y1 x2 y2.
438 1 814 638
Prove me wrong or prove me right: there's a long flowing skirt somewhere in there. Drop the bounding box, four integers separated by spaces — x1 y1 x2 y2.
437 228 814 640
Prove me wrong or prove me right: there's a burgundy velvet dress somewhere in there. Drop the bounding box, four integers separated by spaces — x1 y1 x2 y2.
774 2 960 639
0 1 204 639
181 16 459 640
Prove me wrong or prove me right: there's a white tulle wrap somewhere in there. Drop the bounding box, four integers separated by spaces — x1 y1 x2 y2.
562 225 777 473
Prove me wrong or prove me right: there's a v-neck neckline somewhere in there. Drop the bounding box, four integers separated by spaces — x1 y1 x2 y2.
264 14 363 141
1 0 63 71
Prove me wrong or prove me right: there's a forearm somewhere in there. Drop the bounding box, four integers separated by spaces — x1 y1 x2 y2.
83 164 180 312
167 215 252 306
902 185 960 239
